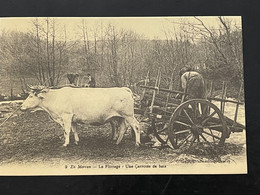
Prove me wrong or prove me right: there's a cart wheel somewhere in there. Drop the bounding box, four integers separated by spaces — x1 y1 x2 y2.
168 99 227 150
152 117 170 146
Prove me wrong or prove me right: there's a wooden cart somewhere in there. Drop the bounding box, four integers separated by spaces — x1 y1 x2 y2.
134 69 245 150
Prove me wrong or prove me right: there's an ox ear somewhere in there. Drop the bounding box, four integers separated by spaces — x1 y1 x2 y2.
41 88 49 93
37 88 49 99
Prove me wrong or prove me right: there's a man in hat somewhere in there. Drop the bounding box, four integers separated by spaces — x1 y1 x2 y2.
87 73 96 88
178 67 207 99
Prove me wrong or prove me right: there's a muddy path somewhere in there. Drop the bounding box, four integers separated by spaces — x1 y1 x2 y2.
0 101 246 168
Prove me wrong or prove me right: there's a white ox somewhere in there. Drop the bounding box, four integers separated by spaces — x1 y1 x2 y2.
21 86 141 147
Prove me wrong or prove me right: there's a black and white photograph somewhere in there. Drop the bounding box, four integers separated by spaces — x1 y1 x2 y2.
0 17 246 175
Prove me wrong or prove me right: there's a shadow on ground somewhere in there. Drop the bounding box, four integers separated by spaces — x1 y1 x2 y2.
0 110 246 166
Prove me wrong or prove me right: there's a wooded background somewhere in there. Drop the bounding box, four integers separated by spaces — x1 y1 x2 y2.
0 17 243 99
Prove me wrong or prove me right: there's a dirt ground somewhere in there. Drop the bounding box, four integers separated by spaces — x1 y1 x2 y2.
0 100 247 174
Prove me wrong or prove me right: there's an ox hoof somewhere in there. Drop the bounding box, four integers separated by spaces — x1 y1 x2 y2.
74 141 79 145
63 143 69 147
135 142 141 147
112 137 117 141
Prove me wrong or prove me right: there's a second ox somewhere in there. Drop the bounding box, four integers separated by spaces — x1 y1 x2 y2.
21 86 141 147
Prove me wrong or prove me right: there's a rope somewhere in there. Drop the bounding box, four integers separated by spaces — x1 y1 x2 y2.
0 105 22 128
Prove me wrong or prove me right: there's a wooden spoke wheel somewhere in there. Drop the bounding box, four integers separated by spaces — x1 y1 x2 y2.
167 99 227 150
152 117 170 146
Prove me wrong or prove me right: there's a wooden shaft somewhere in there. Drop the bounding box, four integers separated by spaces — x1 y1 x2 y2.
140 85 185 95
209 80 213 97
207 97 243 105
149 98 179 108
165 72 174 107
144 93 181 104
208 80 214 102
233 82 243 125
220 81 225 113
141 70 150 100
157 70 162 94
222 82 227 113
150 68 160 113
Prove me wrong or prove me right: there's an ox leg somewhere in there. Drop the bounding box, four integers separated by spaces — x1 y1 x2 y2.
126 116 141 146
110 121 116 141
110 118 119 141
116 118 127 145
71 122 79 145
62 114 73 147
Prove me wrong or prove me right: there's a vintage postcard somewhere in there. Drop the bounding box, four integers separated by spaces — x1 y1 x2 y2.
0 17 246 175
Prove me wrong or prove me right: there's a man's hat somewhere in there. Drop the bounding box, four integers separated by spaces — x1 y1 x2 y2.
179 66 192 76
